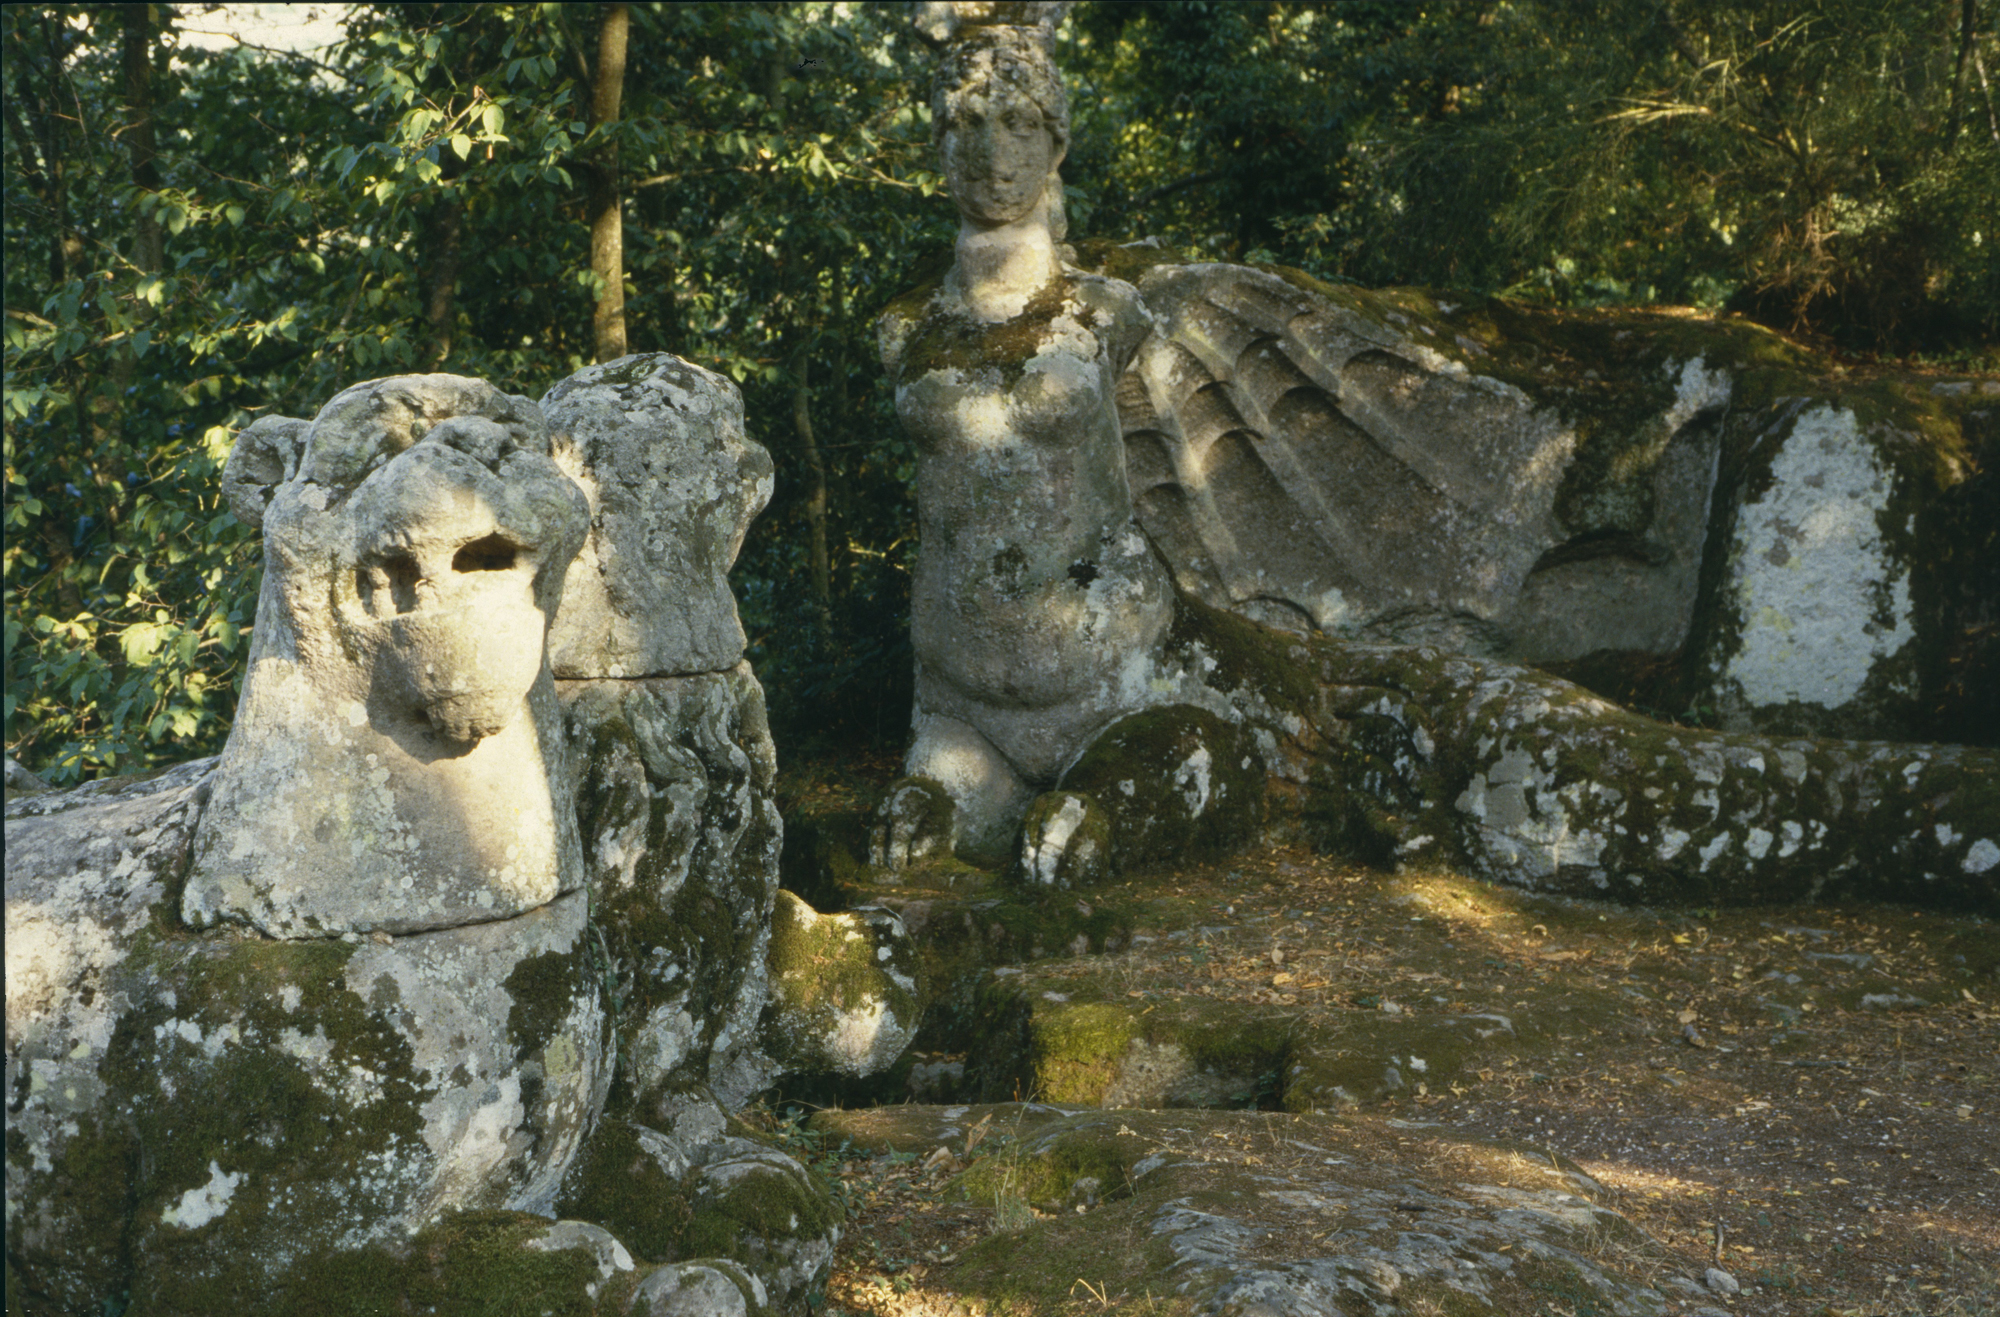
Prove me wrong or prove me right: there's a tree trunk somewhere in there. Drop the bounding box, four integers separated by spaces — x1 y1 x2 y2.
30 15 74 288
1978 43 2000 144
418 165 464 371
587 3 629 363
791 340 834 653
4 80 63 288
830 258 849 423
99 4 165 455
121 4 163 275
1946 0 1978 145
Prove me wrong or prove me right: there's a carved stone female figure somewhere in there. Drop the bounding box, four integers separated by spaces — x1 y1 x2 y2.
879 24 1173 863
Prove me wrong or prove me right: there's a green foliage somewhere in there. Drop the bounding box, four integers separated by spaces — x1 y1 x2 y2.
605 3 943 748
1064 0 1999 349
4 2 942 780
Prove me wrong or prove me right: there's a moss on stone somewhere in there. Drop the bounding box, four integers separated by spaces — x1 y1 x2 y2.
630 887 737 1101
688 1158 840 1255
403 1211 615 1317
968 972 1296 1104
765 892 887 1017
1165 589 1322 720
559 1123 836 1317
554 1119 693 1264
591 848 751 1115
772 802 1145 1101
951 1115 1147 1209
1030 1003 1138 1105
505 948 589 1062
556 1116 839 1297
883 270 1141 395
1505 1251 1629 1317
762 890 923 1077
75 931 434 1315
572 713 646 879
1014 790 1114 889
868 776 959 876
568 352 721 395
137 1208 631 1317
1283 1012 1532 1112
1068 237 1193 285
5 1110 141 1313
971 983 1295 1112
946 1191 1191 1315
1060 706 1261 871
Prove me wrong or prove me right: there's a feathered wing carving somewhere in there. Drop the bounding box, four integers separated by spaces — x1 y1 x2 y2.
1117 262 1725 664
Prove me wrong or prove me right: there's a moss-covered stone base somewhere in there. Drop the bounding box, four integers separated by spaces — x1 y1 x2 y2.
1164 590 2000 915
553 1108 838 1313
1059 704 1263 871
1013 790 1113 889
760 890 924 1078
558 666 784 1117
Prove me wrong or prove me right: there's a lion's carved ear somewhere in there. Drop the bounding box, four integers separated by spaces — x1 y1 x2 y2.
221 415 309 529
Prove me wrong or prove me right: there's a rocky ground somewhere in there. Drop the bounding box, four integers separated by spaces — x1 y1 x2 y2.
756 753 2000 1317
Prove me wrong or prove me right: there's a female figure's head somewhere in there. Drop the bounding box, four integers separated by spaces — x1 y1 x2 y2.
931 26 1069 238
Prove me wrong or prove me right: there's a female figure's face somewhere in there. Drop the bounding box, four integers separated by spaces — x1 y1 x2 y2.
940 79 1062 228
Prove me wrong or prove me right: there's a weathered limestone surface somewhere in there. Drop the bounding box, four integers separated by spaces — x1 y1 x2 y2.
1057 704 1262 872
555 1094 841 1313
5 363 862 1315
1015 789 1113 889
1693 399 1956 737
559 666 786 1112
6 761 612 1311
5 763 215 1309
1110 256 1998 747
187 375 589 939
1170 598 2000 913
543 354 774 680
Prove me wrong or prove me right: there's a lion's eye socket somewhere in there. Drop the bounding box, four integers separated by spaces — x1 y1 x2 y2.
358 553 421 615
453 536 518 573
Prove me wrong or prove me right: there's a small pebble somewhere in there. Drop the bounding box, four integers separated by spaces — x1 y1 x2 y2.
1705 1266 1740 1295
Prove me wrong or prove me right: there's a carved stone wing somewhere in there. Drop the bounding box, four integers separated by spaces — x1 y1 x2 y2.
1118 261 1726 664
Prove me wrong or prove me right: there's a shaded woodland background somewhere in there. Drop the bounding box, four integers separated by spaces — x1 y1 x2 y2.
5 0 1996 784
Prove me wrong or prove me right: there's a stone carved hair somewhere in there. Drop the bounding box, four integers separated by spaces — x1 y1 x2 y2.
931 24 1071 242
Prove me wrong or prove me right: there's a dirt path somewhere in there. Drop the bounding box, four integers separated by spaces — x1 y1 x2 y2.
757 786 1998 1317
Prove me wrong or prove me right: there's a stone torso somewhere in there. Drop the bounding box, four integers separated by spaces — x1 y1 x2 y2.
882 269 1170 755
